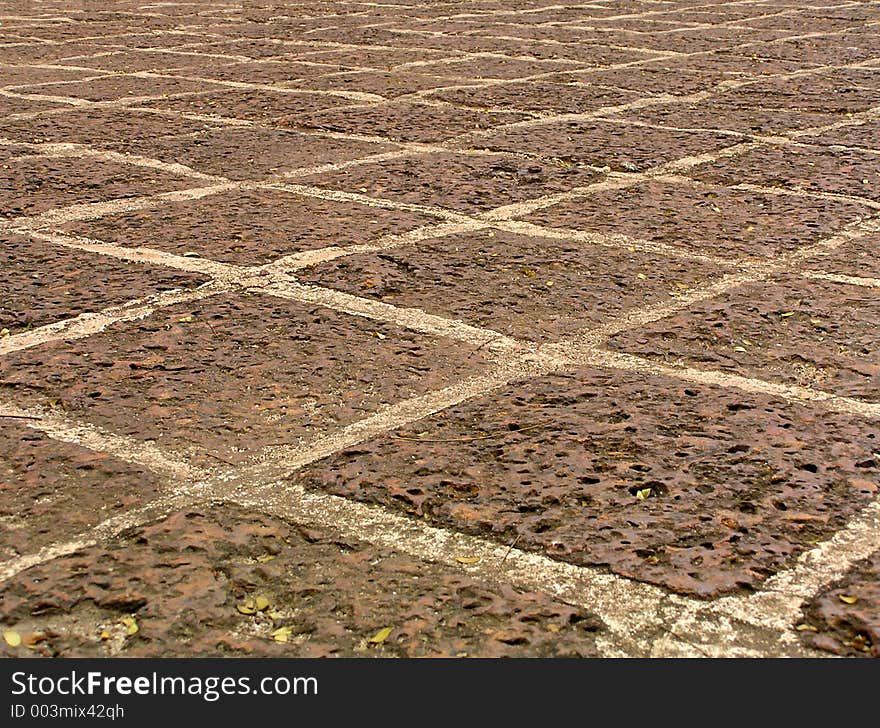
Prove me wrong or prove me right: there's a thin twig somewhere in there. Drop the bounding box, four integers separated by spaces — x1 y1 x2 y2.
0 414 42 421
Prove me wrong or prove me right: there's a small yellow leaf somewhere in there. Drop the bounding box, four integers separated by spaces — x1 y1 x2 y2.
546 624 561 633
520 266 537 278
268 611 283 621
780 311 796 318
742 339 753 346
796 624 818 632
635 488 652 500
237 599 257 615
636 273 647 280
3 630 21 647
733 346 747 353
256 554 276 563
455 556 481 564
0 328 10 337
120 617 138 636
100 630 111 640
839 595 858 604
544 280 553 287
369 627 393 644
271 626 293 643
255 596 270 612
374 331 386 340
177 315 193 323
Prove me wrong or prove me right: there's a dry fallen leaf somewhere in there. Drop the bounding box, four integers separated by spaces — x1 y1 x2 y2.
237 599 257 615
796 624 818 632
635 488 653 500
839 595 858 605
3 630 21 647
780 311 796 318
271 626 293 643
369 627 393 645
255 596 270 612
120 617 138 636
733 346 747 353
455 556 481 564
256 554 276 563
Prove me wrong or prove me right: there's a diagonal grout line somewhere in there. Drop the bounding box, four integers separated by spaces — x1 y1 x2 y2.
255 277 522 354
0 282 227 357
0 399 207 482
799 270 880 289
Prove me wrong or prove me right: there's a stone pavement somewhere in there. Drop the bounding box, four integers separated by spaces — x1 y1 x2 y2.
0 0 878 659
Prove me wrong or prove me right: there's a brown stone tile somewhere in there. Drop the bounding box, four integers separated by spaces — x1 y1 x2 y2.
0 420 165 558
289 367 880 597
0 504 601 657
292 70 478 98
296 229 725 341
461 119 735 172
289 101 532 143
0 293 492 466
296 152 604 214
0 107 219 148
401 55 587 80
135 88 350 124
799 119 880 152
746 34 880 65
798 549 880 658
119 126 392 180
0 154 204 219
687 143 880 202
426 80 640 114
61 188 441 265
13 74 220 102
0 233 208 333
614 99 840 136
607 273 880 402
521 178 873 260
0 65 98 88
166 60 349 84
803 233 880 279
719 69 880 114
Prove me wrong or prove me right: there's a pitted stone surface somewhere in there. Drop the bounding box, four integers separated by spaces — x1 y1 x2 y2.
61 188 440 265
0 233 209 333
296 229 726 341
0 293 492 466
1 0 879 660
288 368 880 598
0 505 602 658
797 549 880 657
607 273 880 402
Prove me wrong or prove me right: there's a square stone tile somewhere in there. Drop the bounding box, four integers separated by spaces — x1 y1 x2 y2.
60 188 441 265
459 119 736 172
606 273 880 402
520 178 873 260
135 88 351 124
0 107 219 148
0 154 204 219
13 74 220 102
0 292 493 466
613 98 841 136
290 101 532 143
0 233 208 333
0 504 601 657
293 70 475 98
119 126 393 180
288 367 880 597
296 229 726 341
426 80 640 115
0 419 165 558
295 152 604 214
687 143 880 202
802 233 880 279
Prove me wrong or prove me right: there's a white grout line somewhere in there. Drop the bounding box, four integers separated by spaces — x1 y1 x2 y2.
799 270 880 288
0 282 227 357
